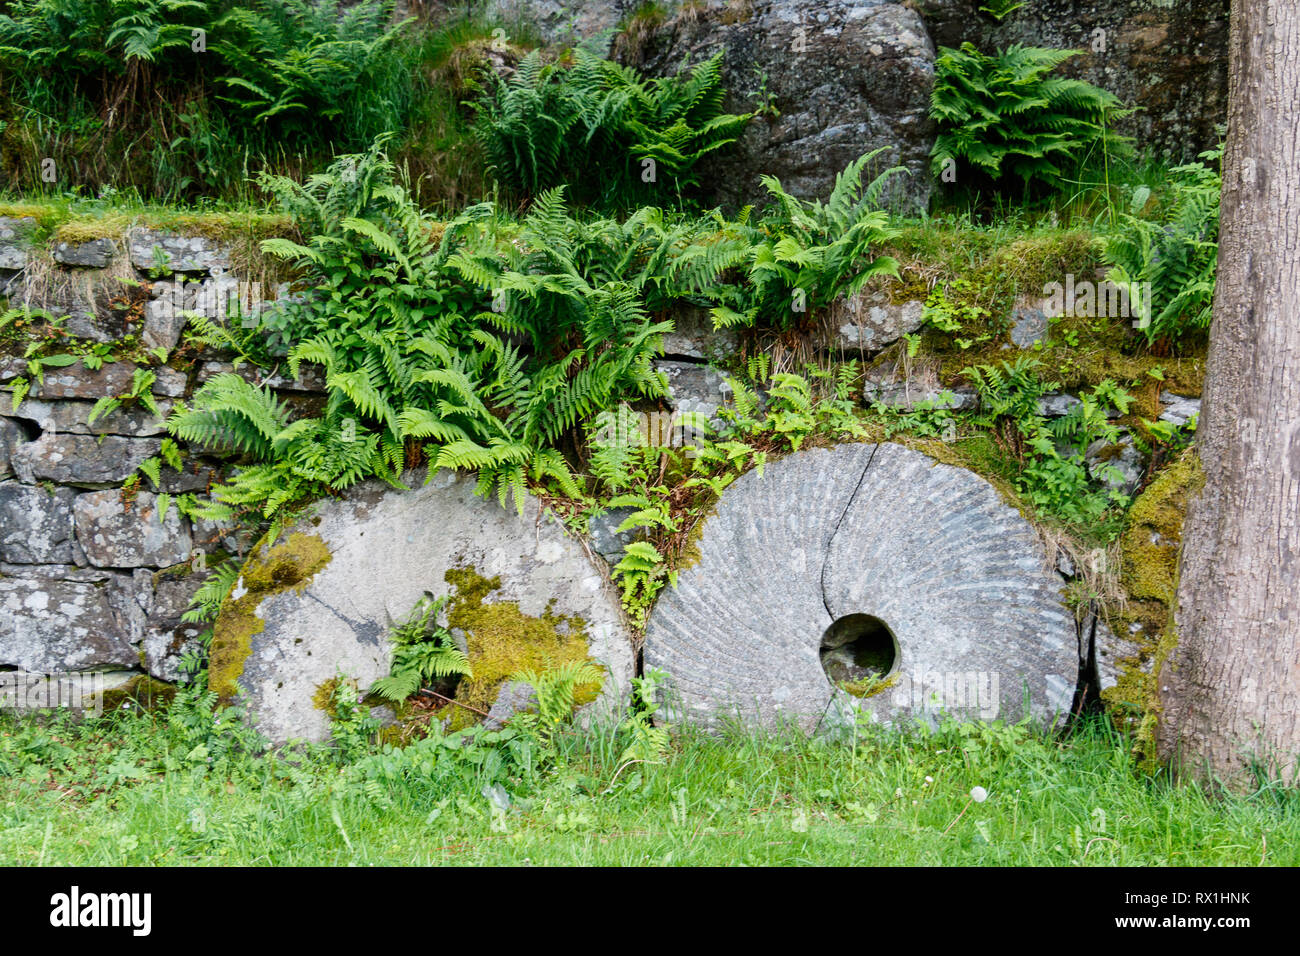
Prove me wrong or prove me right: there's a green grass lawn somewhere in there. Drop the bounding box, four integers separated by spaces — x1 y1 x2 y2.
2 701 1295 867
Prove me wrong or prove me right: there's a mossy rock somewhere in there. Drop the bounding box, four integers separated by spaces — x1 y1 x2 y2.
208 469 634 744
440 567 603 730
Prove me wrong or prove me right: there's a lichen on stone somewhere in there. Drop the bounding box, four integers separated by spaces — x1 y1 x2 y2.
208 531 332 702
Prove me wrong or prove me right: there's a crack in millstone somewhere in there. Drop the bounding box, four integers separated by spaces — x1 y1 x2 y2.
819 443 881 620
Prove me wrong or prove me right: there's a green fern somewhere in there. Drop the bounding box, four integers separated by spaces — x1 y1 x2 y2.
930 43 1132 195
510 659 606 727
472 48 751 210
1105 145 1221 347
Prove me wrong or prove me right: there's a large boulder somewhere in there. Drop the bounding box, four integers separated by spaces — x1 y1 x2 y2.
644 442 1078 730
624 0 936 213
913 0 1228 163
208 469 635 744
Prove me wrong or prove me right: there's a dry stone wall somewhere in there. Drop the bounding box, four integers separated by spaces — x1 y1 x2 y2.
0 218 313 697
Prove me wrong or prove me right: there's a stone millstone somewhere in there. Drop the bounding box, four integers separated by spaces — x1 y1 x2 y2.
209 470 634 744
644 443 1078 731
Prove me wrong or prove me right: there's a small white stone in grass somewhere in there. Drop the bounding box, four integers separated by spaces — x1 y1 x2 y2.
970 786 988 803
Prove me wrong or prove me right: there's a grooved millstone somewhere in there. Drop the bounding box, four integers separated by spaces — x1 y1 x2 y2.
644 443 1078 731
216 470 634 744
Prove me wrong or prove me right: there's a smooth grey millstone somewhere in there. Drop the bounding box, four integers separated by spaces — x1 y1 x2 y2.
645 442 1078 731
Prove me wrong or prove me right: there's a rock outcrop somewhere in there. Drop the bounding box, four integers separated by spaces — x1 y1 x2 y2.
628 0 936 213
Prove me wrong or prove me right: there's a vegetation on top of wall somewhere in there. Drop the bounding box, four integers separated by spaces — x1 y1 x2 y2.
0 0 428 200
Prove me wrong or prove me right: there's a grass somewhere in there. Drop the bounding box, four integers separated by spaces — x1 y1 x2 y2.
2 701 1294 866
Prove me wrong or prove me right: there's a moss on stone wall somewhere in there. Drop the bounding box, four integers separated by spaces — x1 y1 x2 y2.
208 532 332 702
1102 449 1203 738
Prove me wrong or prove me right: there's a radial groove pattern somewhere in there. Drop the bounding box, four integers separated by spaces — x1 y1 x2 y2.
644 443 1079 730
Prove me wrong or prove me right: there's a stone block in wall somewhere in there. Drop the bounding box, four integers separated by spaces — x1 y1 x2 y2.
143 274 269 355
2 360 133 398
52 238 118 268
656 359 733 425
0 216 36 271
0 565 141 672
151 366 189 398
135 570 210 683
0 360 187 401
820 289 927 352
10 434 161 485
191 515 256 558
196 360 327 393
74 489 192 568
128 229 231 274
662 306 740 360
2 397 171 438
0 417 27 478
0 481 80 564
9 279 126 344
142 296 188 353
862 361 976 411
154 460 224 494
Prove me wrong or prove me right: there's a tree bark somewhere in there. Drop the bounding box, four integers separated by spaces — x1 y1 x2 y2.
1158 0 1300 786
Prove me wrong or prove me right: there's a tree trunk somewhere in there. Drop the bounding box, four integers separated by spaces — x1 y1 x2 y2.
1158 0 1300 786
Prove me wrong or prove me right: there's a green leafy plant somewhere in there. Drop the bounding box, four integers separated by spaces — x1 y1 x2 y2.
964 358 1133 525
471 48 751 209
1104 145 1221 349
510 659 606 730
708 149 902 331
617 667 670 765
368 596 472 705
87 365 160 426
0 0 425 198
325 674 381 762
171 141 680 520
930 44 1131 196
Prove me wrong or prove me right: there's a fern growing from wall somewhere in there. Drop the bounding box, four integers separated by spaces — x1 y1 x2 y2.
172 139 683 520
705 149 903 332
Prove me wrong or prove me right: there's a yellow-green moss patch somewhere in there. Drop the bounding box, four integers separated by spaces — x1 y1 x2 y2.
1102 449 1203 732
208 532 332 702
440 566 602 729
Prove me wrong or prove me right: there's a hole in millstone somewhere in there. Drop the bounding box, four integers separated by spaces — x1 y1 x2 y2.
820 614 899 689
